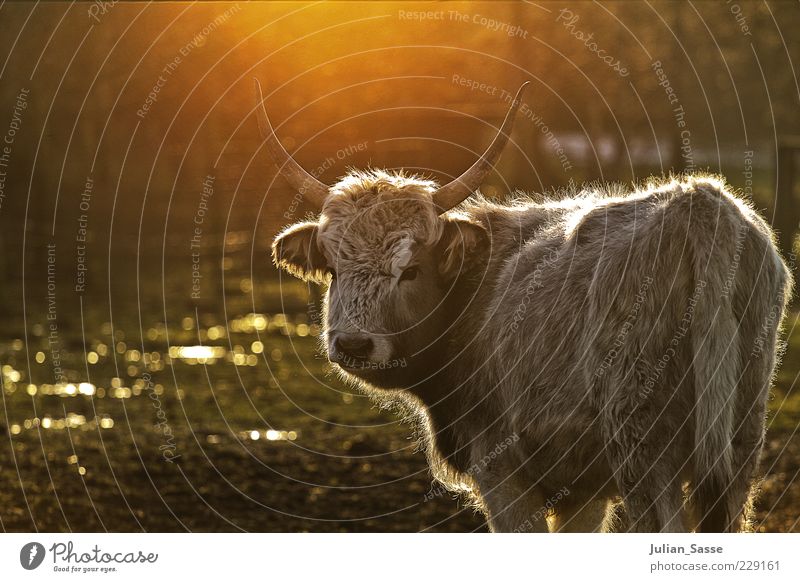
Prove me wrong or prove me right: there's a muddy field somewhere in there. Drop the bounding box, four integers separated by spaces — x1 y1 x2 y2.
1 291 799 532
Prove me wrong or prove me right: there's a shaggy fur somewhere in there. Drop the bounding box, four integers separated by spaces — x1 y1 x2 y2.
273 170 792 532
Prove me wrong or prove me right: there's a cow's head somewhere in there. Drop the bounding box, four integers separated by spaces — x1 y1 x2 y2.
256 80 526 388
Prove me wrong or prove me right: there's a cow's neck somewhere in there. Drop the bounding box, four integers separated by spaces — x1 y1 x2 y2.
410 267 496 476
407 204 556 478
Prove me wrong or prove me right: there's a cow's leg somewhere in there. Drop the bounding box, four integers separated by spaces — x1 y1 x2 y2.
603 417 688 532
611 472 684 532
552 497 614 532
604 454 687 532
475 472 548 532
655 475 688 532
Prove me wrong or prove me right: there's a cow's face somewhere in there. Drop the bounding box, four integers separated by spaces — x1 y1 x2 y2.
272 171 486 388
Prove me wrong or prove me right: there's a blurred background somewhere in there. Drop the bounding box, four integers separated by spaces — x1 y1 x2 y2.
0 0 799 532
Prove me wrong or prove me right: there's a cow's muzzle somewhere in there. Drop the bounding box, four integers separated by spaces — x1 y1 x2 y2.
329 331 374 365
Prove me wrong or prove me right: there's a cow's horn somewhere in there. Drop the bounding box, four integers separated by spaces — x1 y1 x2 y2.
254 79 329 209
432 81 529 214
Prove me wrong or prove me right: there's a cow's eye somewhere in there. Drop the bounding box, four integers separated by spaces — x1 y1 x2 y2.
399 266 419 283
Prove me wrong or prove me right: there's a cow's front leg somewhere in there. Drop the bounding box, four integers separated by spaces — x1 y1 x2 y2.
475 472 548 532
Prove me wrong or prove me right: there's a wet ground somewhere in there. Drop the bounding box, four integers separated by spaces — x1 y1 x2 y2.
1 299 798 532
0 304 488 532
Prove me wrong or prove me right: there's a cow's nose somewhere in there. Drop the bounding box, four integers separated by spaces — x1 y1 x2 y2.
332 333 373 360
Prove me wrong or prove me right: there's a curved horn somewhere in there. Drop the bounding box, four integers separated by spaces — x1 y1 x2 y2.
254 78 329 209
432 81 529 214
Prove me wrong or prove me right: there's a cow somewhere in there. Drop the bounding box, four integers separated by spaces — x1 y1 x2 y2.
255 80 792 532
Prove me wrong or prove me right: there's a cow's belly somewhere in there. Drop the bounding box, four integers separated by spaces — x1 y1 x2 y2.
516 417 617 498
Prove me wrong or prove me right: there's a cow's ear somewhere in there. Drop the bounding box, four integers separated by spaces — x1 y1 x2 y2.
272 221 327 283
438 216 488 279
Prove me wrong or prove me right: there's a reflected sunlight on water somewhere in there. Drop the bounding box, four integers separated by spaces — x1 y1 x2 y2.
240 429 298 442
227 312 319 337
0 313 318 454
2 363 22 383
11 413 115 434
169 345 226 361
